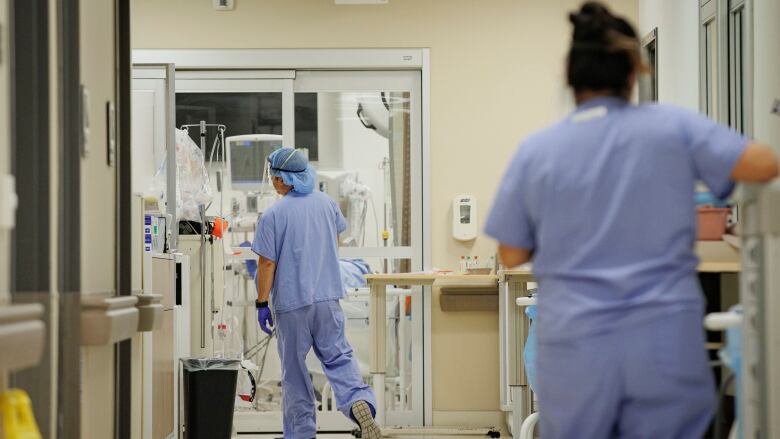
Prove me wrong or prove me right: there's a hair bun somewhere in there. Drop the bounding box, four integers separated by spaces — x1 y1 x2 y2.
570 2 613 43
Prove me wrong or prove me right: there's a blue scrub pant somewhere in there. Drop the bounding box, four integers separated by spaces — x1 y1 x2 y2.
275 300 377 438
536 310 716 439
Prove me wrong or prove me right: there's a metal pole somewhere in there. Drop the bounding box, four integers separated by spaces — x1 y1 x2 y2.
199 120 207 350
200 205 206 350
219 126 226 220
165 64 177 249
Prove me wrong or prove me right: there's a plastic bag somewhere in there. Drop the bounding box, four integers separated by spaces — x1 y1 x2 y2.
523 304 538 392
718 305 743 438
152 129 214 222
181 358 241 372
176 129 213 221
236 361 258 405
214 318 244 360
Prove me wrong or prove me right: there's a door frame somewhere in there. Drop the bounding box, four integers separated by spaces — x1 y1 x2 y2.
9 0 55 436
57 0 83 437
134 47 435 426
0 0 12 301
116 1 133 438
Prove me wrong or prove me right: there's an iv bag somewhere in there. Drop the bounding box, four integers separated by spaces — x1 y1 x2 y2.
151 129 214 222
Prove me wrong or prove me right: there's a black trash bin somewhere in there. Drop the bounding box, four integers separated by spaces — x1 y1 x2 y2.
181 358 240 439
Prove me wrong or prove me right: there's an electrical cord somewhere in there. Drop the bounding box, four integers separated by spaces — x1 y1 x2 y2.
208 131 220 164
368 196 381 247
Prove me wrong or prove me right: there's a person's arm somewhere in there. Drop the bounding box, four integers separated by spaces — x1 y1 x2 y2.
256 256 276 304
498 244 533 269
485 143 537 268
731 143 779 182
683 109 777 196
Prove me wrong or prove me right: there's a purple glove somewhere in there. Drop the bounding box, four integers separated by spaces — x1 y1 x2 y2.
257 302 274 335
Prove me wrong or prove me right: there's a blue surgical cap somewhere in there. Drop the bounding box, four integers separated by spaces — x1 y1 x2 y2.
267 147 316 195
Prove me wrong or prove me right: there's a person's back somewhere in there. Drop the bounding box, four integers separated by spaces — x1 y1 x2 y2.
256 190 345 313
252 148 380 439
519 100 743 342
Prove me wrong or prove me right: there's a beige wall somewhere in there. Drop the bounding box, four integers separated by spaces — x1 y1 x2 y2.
638 0 699 111
131 0 638 422
131 0 638 270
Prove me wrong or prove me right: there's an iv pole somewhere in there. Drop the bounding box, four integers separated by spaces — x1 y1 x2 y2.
180 121 227 351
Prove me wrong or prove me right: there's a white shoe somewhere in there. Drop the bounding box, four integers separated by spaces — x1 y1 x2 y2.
350 400 381 439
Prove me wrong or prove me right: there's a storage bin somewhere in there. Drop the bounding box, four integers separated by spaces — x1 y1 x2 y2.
697 207 730 241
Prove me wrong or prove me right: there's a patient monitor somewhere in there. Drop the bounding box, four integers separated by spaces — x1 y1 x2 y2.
226 134 283 192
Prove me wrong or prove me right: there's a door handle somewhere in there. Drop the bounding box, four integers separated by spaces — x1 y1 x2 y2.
0 173 17 230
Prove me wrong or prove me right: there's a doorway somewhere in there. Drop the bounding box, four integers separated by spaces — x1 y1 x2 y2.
133 48 429 433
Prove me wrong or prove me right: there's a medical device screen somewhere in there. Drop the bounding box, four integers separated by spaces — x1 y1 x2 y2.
230 140 282 190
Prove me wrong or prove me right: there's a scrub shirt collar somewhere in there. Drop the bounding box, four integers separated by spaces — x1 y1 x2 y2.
576 95 629 111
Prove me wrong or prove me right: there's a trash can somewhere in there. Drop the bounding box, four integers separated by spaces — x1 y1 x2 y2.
181 358 240 439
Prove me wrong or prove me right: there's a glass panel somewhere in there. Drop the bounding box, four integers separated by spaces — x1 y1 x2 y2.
176 92 283 160
639 31 658 103
735 9 745 133
727 6 745 133
705 21 719 119
297 92 412 261
295 93 319 161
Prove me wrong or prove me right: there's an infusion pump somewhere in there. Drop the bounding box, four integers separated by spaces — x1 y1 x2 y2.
453 195 477 241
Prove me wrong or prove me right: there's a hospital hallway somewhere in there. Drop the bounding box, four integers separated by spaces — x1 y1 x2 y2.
1 0 780 438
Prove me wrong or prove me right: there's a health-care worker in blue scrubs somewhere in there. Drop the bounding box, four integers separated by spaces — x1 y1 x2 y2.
252 148 381 439
485 3 778 438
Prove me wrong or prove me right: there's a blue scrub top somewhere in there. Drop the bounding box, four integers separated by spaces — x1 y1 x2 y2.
252 191 348 314
485 97 748 343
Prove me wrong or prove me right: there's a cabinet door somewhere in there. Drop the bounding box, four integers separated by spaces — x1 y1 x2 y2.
152 257 176 310
80 0 120 436
152 310 175 439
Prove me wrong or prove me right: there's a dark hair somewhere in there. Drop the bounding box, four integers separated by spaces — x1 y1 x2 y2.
567 2 643 96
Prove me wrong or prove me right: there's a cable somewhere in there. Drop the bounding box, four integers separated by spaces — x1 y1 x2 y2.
368 196 381 247
256 335 272 384
244 332 273 358
208 131 220 164
359 199 369 246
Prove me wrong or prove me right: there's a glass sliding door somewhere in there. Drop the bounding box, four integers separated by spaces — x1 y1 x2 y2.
175 68 425 433
293 70 424 427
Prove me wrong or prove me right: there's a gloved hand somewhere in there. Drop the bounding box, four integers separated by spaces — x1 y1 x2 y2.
257 302 274 335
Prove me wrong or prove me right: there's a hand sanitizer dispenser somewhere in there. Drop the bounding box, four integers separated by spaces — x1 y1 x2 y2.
453 195 477 241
